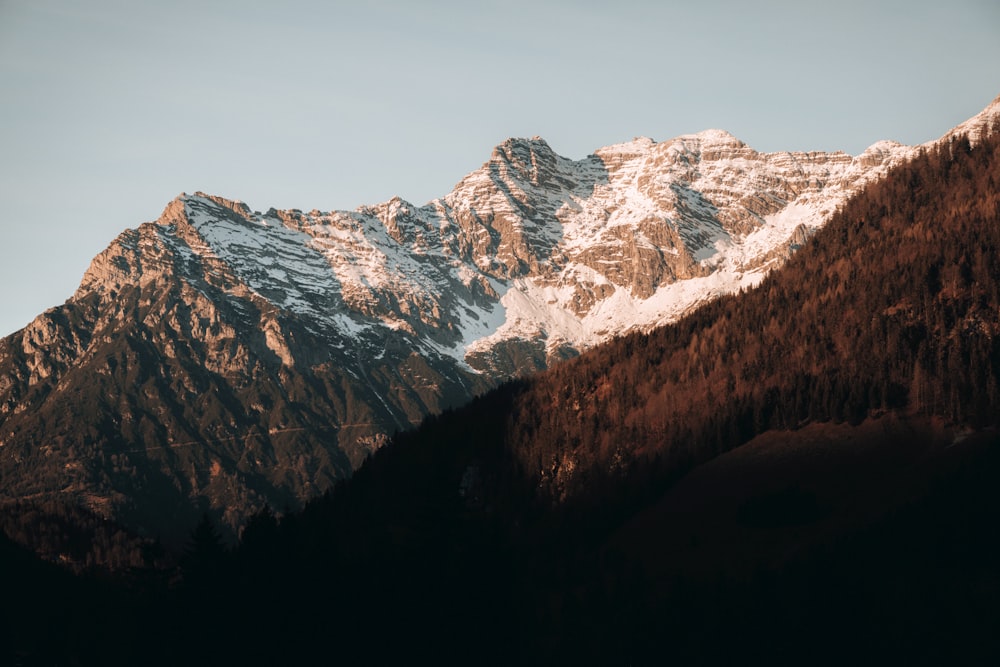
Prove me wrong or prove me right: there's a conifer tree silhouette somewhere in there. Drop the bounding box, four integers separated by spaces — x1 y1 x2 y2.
181 513 226 588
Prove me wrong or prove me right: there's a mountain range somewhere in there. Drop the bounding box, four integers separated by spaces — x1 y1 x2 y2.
3 93 999 666
1 95 998 544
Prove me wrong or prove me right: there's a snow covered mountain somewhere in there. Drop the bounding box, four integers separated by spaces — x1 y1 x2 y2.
87 130 914 376
2 96 997 539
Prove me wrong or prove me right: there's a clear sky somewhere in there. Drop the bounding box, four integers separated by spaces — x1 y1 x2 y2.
1 0 998 337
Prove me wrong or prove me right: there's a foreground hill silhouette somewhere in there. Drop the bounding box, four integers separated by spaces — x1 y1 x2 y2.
4 127 1000 664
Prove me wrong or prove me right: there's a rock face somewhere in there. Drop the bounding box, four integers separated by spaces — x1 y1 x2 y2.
6 98 998 540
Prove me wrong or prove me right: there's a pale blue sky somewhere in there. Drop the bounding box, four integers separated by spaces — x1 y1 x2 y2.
1 0 998 336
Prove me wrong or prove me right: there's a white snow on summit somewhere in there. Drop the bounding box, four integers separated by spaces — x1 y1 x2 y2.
124 120 939 376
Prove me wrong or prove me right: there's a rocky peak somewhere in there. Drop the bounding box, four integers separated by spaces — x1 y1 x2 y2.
856 140 908 168
488 136 560 187
193 192 253 217
669 129 756 163
592 136 655 172
939 93 1000 146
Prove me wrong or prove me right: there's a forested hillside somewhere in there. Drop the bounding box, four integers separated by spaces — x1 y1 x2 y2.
507 129 1000 505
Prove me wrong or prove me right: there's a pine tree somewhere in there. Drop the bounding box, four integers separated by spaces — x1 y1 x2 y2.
181 513 227 588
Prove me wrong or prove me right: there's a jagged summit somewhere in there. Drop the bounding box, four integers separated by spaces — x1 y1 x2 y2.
79 125 923 372
941 93 1000 145
681 128 747 146
487 136 558 166
69 121 920 396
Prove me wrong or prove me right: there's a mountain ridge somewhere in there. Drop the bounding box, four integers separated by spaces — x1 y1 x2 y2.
1 96 997 540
